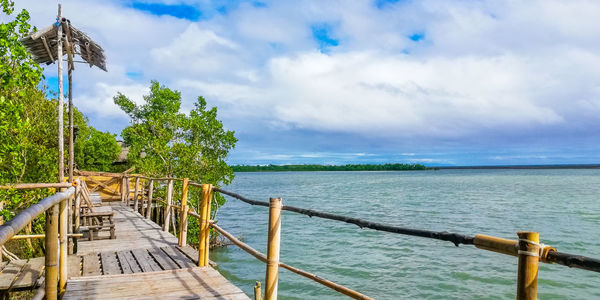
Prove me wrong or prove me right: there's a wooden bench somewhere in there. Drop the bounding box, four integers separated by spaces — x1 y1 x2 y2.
78 182 116 241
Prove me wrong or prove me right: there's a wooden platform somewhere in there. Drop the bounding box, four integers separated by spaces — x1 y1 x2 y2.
0 257 45 292
64 203 249 299
64 267 250 299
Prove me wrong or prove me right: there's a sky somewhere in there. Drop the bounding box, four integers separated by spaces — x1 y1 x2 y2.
12 0 600 166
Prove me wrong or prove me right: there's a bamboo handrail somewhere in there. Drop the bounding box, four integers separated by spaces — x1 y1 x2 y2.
0 187 75 245
210 222 373 300
10 233 83 240
0 182 74 190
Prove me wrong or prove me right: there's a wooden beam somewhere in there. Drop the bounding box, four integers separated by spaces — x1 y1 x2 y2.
40 36 54 61
31 24 56 40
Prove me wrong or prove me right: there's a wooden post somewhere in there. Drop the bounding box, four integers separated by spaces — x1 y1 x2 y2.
133 177 140 213
66 20 74 184
198 184 212 266
265 197 282 300
178 178 189 247
516 231 540 300
125 176 130 206
146 180 153 219
56 4 64 185
45 204 59 300
163 179 173 232
254 281 262 300
59 199 68 293
74 183 81 253
120 176 126 203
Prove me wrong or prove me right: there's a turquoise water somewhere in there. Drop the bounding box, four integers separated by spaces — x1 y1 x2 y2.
210 169 600 299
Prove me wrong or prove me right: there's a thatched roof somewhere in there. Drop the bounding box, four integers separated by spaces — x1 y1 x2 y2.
20 19 107 71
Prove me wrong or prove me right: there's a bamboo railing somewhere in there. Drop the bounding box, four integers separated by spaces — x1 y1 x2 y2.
118 174 600 300
7 173 593 299
0 183 78 300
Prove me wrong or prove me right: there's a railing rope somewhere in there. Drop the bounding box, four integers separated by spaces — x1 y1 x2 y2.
209 222 374 300
214 187 600 273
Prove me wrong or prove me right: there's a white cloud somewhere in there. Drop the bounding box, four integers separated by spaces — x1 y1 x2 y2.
15 0 600 160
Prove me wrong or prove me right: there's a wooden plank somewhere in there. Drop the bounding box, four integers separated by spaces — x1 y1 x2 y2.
67 255 81 278
0 260 26 290
63 267 250 299
100 251 121 275
176 245 199 265
116 251 141 274
147 248 179 270
130 249 161 272
11 257 45 289
82 253 101 276
161 246 195 268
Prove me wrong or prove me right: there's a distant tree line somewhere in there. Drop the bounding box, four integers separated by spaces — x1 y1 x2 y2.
232 163 429 172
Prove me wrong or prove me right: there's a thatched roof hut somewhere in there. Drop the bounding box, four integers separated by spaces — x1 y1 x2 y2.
20 18 106 71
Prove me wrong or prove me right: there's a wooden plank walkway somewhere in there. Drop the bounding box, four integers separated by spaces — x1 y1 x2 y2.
64 202 249 299
0 257 45 292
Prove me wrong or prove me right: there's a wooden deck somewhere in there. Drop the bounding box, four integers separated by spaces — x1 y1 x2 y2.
64 202 249 299
1 202 249 299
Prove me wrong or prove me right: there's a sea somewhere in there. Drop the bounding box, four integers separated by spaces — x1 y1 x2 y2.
211 169 600 299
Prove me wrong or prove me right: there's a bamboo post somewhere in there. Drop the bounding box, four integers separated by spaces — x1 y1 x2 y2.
265 197 282 300
516 231 540 300
45 204 59 300
163 179 173 232
73 183 81 253
133 177 140 213
146 180 153 219
125 176 130 206
59 199 68 293
254 281 262 300
178 178 189 247
198 184 213 266
56 5 64 186
120 176 126 203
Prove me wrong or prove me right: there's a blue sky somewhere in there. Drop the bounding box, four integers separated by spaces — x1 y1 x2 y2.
21 0 600 166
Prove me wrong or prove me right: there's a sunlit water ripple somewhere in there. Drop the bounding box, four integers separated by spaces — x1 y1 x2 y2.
210 169 600 299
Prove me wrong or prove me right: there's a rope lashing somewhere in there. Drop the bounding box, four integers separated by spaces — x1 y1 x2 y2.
518 238 557 263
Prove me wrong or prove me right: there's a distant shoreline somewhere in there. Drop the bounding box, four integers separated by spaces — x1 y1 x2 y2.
232 163 600 172
435 164 600 170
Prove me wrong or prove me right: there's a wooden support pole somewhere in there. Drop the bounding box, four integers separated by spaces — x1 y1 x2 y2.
146 180 153 219
125 176 130 206
179 178 190 247
74 183 80 253
59 199 68 293
198 184 212 266
163 179 173 232
66 21 74 184
133 177 140 213
56 6 64 185
120 177 126 203
45 204 59 300
265 197 282 300
254 281 262 300
516 231 540 300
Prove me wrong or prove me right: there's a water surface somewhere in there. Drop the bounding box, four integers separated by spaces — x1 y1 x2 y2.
211 169 600 299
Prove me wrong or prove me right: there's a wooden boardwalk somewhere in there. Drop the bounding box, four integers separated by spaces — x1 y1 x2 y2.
63 202 249 299
0 202 249 299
